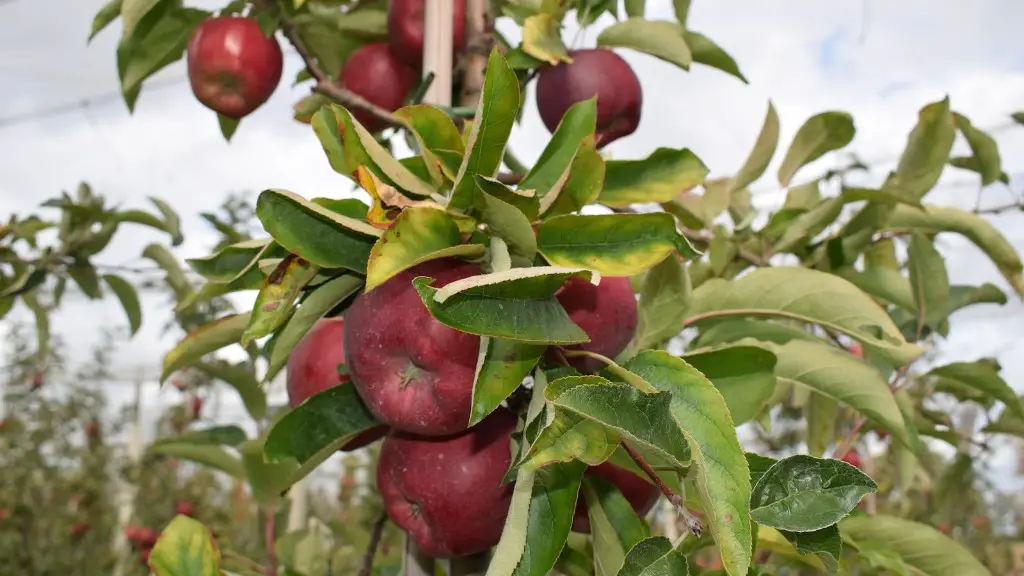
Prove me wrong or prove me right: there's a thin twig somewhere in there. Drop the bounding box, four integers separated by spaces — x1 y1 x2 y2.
263 507 277 576
621 441 702 537
359 512 389 576
974 200 1024 214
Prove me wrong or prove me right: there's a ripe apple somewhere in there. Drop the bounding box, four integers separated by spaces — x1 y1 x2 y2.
286 317 389 450
841 450 861 469
938 522 952 535
174 501 195 517
536 49 642 148
849 343 864 358
387 0 467 67
186 17 284 119
30 372 43 389
344 258 483 436
0 509 9 521
377 408 516 558
572 461 661 533
85 420 100 438
70 521 89 536
553 276 638 374
191 396 203 418
339 43 418 133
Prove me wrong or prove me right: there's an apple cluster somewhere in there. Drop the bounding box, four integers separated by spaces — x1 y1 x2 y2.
286 259 661 558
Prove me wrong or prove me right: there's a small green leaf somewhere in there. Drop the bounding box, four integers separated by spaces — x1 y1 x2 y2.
543 135 606 217
187 238 277 283
242 254 319 346
746 453 778 487
780 525 842 574
750 455 877 532
624 0 645 17
521 98 597 197
68 262 103 299
149 515 221 576
450 48 521 211
193 360 267 421
266 275 363 382
255 189 380 273
470 338 545 426
951 112 1002 186
476 176 541 220
684 267 924 364
624 351 752 576
102 273 142 335
146 442 245 478
617 537 689 576
835 265 915 313
907 232 950 330
928 362 1024 420
413 268 595 344
585 475 649 576
476 188 538 260
522 408 620 470
682 345 777 425
840 515 993 576
805 392 838 457
161 313 250 382
395 104 465 182
982 396 1024 438
240 437 299 505
151 425 247 447
673 0 690 25
141 243 191 302
685 31 746 83
90 0 123 42
522 13 571 65
121 0 160 40
311 105 352 176
888 97 956 200
773 195 845 253
537 213 699 276
777 111 855 186
730 101 779 192
599 148 708 207
948 156 1010 185
632 255 690 351
264 384 381 464
365 206 485 292
597 19 691 70
217 113 240 141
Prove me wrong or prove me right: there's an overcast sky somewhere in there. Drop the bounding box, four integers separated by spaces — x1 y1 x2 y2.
2 1 1023 487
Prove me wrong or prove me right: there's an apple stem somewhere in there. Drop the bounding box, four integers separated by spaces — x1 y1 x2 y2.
621 441 703 537
358 512 389 576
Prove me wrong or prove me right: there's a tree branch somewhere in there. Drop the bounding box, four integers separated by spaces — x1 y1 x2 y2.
621 441 702 536
359 512 389 576
459 0 490 108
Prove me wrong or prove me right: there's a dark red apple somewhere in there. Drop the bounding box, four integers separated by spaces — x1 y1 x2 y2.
377 408 516 558
286 317 389 450
536 49 642 148
186 17 284 119
0 509 9 521
174 501 194 517
554 276 638 374
344 258 483 436
841 450 861 469
339 43 418 133
191 396 203 418
572 461 661 533
70 521 89 536
387 0 467 67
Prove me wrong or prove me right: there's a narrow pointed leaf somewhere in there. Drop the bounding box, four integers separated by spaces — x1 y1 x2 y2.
888 97 955 200
597 19 691 70
908 232 950 329
585 476 649 576
102 273 142 335
777 112 855 186
146 443 244 478
521 98 597 196
952 112 1002 186
928 362 1024 420
599 148 708 207
840 515 993 576
730 101 779 192
186 238 276 283
632 255 691 351
544 135 606 217
242 254 319 346
161 313 250 382
470 338 545 426
193 360 267 421
264 384 380 464
686 30 747 83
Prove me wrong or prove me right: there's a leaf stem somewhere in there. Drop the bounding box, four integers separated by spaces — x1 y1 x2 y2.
621 441 702 536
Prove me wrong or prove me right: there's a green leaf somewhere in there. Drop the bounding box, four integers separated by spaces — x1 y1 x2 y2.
684 30 746 82
599 148 708 207
884 204 1023 296
161 313 250 382
544 136 607 217
522 13 570 65
537 213 698 276
187 238 277 283
142 243 193 301
90 0 123 42
673 0 690 25
68 261 103 299
218 113 240 141
151 425 247 447
840 515 993 576
888 97 956 200
266 275 363 382
545 375 692 467
146 442 245 479
413 267 594 344
624 351 752 576
255 189 380 273
624 0 645 17
240 437 299 505
982 397 1024 438
117 3 209 111
520 98 597 196
395 104 465 183
730 101 779 192
907 232 950 330
365 206 485 292
632 255 690 351
773 195 845 253
684 267 924 364
951 112 1002 186
242 255 320 347
776 112 855 186
749 455 876 531
585 475 650 576
102 273 142 335
928 362 1024 420
476 186 538 260
780 525 841 574
121 0 160 40
617 537 689 576
835 266 915 313
746 453 778 487
311 105 352 176
755 339 914 449
149 515 221 576
264 384 380 464
470 338 545 426
682 346 777 425
522 408 620 470
476 176 541 221
450 48 521 211
193 360 267 421
805 392 838 457
597 19 691 70
947 156 1010 185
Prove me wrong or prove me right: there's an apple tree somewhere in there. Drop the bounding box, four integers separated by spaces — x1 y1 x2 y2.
68 0 1024 574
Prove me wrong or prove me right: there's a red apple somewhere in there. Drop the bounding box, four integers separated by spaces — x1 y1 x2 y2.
70 521 89 536
554 276 638 374
572 461 661 533
387 0 467 67
971 515 989 530
191 396 203 418
174 501 195 517
339 43 418 133
377 408 516 558
286 317 389 450
344 258 483 436
186 17 284 119
30 372 44 389
938 522 952 535
849 343 864 358
85 420 100 438
841 450 861 469
536 49 642 148
0 509 9 521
